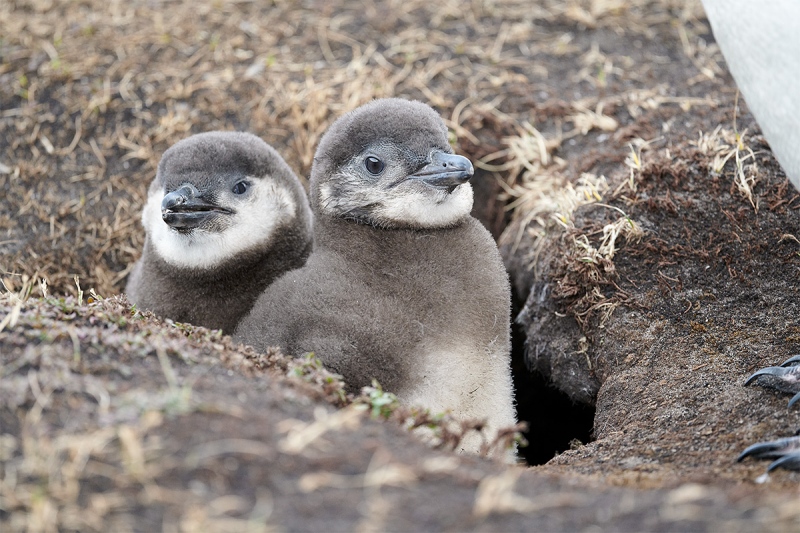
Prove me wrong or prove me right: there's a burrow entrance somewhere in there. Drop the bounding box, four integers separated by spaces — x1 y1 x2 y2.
510 288 596 466
472 167 596 466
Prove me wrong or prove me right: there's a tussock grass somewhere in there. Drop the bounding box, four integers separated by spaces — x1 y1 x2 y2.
1 0 706 297
691 115 760 212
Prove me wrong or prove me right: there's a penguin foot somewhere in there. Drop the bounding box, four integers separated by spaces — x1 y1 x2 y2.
737 434 800 472
744 355 800 408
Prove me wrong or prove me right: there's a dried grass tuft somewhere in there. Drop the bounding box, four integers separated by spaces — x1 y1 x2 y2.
691 124 759 212
1 0 707 298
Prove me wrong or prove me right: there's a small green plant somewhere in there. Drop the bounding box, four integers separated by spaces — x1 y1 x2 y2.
361 380 399 419
208 33 220 51
17 73 28 99
155 344 194 416
287 353 347 404
51 297 76 314
163 385 193 416
289 352 326 378
110 314 128 328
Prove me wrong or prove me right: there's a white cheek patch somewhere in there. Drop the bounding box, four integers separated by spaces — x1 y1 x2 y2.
317 174 372 219
143 178 297 270
378 183 473 228
317 181 343 217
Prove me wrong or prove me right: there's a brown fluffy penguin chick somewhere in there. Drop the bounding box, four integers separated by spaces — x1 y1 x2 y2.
126 132 313 334
235 99 516 458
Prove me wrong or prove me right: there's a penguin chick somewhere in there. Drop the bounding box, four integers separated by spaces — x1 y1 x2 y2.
235 98 517 457
126 131 313 334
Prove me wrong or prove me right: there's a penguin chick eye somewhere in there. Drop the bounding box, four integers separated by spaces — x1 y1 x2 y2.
232 181 248 194
364 156 385 175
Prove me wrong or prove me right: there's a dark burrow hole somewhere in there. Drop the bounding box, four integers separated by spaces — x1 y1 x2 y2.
471 169 595 465
510 298 596 466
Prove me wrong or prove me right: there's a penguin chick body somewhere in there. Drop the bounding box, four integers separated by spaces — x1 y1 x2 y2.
235 99 516 456
126 131 313 334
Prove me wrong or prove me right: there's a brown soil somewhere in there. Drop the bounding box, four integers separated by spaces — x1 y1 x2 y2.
2 0 800 531
508 120 800 486
2 295 797 531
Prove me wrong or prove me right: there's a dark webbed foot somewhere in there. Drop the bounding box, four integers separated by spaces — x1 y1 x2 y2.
744 355 800 407
738 434 800 472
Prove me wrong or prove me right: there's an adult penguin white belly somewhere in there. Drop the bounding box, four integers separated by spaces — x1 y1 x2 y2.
702 0 800 189
235 98 517 458
126 131 313 334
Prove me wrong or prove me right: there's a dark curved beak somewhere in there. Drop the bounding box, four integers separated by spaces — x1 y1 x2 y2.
410 152 474 192
161 184 230 230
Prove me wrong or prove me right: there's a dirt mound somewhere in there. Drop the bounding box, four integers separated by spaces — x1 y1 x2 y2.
1 294 796 531
506 106 800 485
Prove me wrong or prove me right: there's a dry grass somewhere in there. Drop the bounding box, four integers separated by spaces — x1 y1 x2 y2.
0 285 348 531
691 124 759 211
1 0 708 298
0 295 260 531
479 0 734 333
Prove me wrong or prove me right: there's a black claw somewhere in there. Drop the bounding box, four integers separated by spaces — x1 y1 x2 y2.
739 440 790 462
737 435 800 462
744 365 800 399
740 357 800 475
780 354 800 367
744 366 783 386
789 392 800 408
767 451 800 472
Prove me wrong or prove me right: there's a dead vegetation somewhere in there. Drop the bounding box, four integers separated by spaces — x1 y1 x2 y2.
0 282 530 531
510 57 800 488
2 0 717 296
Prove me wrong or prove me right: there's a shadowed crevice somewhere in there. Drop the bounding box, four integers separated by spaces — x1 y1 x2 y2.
510 297 596 466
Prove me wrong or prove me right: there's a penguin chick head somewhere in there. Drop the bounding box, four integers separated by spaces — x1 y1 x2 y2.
142 131 308 270
312 98 474 230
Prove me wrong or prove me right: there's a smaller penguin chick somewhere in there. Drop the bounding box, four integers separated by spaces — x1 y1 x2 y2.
126 131 313 334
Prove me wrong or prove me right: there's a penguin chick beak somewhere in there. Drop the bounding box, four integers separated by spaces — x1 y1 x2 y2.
161 184 231 230
409 152 474 192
